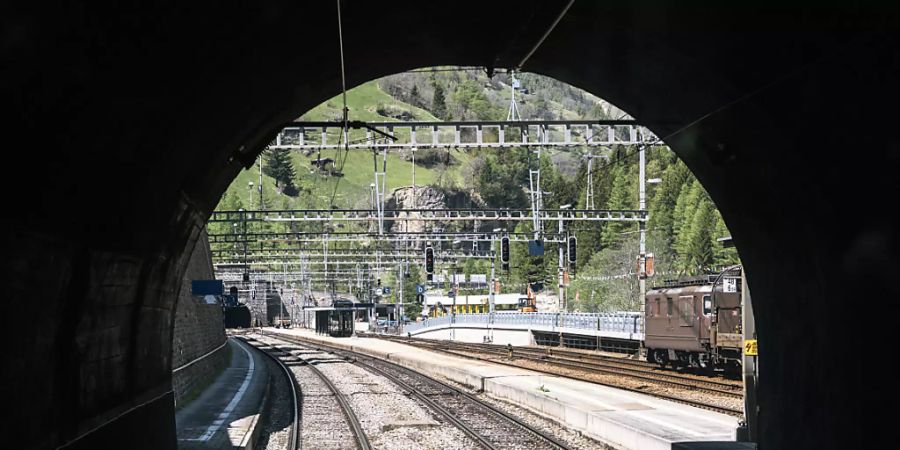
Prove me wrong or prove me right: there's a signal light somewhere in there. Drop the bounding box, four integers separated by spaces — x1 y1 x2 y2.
425 246 434 274
500 236 510 263
567 236 577 263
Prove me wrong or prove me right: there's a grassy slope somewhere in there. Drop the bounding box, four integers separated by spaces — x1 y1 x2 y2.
220 81 469 210
218 73 594 211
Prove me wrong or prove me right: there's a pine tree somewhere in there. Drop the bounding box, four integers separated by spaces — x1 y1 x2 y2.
674 179 705 269
263 148 299 196
711 210 739 268
671 183 690 241
432 83 448 120
685 199 715 274
648 160 691 252
600 164 637 248
409 84 422 108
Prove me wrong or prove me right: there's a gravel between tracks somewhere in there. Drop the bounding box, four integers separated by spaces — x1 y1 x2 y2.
255 350 292 450
254 334 479 449
429 373 613 450
315 358 477 450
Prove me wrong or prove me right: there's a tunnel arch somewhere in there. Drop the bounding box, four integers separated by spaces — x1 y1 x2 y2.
4 3 893 449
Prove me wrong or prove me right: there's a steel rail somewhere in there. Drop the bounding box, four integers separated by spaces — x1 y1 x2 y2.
251 336 372 450
389 336 743 392
436 344 741 398
237 336 300 450
374 335 743 416
266 332 572 450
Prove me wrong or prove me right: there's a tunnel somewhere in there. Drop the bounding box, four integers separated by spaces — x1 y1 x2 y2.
3 2 894 449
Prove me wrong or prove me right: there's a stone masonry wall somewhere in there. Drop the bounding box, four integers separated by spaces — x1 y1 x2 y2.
171 230 228 406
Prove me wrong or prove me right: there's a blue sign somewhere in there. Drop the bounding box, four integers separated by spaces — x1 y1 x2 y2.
191 279 223 296
383 287 392 295
416 284 426 294
528 239 545 256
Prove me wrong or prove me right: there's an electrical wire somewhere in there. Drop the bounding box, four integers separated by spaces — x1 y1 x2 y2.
516 0 575 71
330 0 349 208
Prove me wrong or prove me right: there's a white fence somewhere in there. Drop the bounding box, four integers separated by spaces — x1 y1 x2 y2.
402 311 643 341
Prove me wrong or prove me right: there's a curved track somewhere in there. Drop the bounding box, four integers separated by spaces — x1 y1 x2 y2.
242 336 371 450
241 335 300 450
262 331 574 450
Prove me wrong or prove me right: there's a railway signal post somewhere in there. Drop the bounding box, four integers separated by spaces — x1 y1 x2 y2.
500 235 510 272
424 246 434 281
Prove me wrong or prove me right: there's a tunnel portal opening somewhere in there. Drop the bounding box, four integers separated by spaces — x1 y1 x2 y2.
4 3 890 449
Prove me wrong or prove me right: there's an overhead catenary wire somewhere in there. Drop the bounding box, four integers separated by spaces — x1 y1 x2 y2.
330 0 349 207
516 0 575 71
337 0 349 143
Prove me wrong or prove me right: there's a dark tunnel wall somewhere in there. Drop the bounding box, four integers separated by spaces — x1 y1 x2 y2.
2 2 896 448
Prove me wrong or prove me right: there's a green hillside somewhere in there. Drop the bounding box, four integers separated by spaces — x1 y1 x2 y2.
216 69 611 211
219 79 476 211
213 68 740 312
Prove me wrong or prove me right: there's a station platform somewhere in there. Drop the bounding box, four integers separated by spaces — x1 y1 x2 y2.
266 327 740 450
175 337 269 449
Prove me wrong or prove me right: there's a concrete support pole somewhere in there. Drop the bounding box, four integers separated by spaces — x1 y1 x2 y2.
741 270 759 441
558 211 565 311
489 249 496 315
258 156 264 210
638 139 647 313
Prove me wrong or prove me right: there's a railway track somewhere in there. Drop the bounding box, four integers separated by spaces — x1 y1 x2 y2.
240 336 300 449
372 334 744 417
260 331 574 450
401 337 741 395
242 336 371 450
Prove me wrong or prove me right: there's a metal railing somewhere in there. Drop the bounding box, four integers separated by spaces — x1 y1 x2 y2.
401 311 643 335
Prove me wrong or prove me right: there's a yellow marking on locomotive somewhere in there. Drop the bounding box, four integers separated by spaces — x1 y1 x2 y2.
744 339 758 356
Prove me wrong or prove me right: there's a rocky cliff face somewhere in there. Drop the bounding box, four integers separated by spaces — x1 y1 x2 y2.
386 185 446 233
386 185 486 233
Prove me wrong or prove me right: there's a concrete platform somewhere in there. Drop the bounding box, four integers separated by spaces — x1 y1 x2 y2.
175 337 269 449
267 327 740 450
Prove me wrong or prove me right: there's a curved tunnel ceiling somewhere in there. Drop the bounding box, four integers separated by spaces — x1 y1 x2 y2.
3 2 895 449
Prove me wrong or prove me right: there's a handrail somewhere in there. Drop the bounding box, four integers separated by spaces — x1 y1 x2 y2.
172 338 228 374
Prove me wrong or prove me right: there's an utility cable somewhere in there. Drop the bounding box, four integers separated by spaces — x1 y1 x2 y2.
330 0 349 208
516 0 575 71
337 0 349 145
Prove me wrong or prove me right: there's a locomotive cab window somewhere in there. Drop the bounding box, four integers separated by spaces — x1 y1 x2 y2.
703 295 712 315
678 295 693 327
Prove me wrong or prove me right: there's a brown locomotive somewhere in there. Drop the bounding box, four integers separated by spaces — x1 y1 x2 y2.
644 270 743 373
